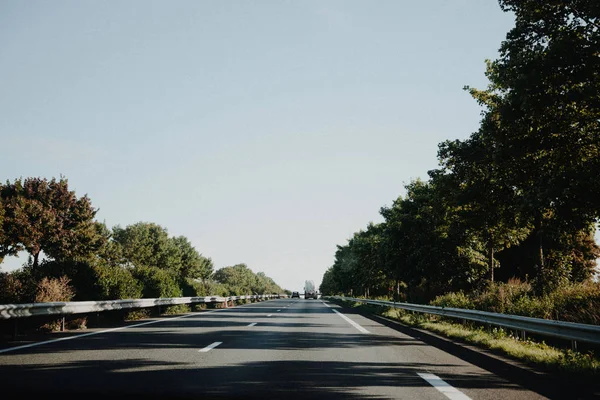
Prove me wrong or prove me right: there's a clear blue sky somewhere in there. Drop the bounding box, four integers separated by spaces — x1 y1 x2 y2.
1 1 523 291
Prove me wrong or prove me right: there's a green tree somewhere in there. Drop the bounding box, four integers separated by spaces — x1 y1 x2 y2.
112 222 182 272
171 236 213 280
213 264 258 295
466 1 600 286
0 177 103 268
132 266 182 298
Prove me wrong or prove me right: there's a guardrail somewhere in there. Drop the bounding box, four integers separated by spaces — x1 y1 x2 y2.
0 294 283 320
327 296 600 348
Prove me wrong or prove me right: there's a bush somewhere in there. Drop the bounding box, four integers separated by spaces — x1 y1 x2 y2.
472 279 533 314
180 278 207 297
132 266 182 298
0 272 25 303
203 280 230 297
38 259 143 301
431 291 475 309
429 279 600 325
163 304 190 315
548 282 600 324
35 276 75 303
94 265 143 300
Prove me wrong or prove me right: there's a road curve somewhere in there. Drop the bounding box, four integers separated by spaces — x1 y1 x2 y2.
0 299 579 399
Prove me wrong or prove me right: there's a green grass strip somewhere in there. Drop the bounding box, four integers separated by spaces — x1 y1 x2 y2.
341 300 600 376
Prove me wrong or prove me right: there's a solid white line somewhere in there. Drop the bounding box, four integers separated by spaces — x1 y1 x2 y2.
247 322 257 327
267 314 273 317
417 373 472 400
331 309 370 334
321 301 331 307
199 341 222 353
0 310 221 355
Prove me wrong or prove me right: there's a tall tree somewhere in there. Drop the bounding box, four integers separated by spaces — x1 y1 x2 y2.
171 235 213 280
468 1 600 282
0 177 102 268
112 222 182 272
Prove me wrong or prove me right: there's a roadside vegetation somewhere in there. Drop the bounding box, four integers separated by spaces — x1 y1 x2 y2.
0 177 287 328
335 298 600 376
321 1 600 374
320 1 600 313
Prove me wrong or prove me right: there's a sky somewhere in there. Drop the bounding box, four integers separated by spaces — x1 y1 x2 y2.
0 1 523 291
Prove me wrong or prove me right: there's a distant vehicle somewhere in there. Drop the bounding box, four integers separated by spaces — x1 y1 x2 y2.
291 291 300 298
304 280 318 299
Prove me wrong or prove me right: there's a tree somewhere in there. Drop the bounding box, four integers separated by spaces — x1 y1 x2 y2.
437 126 531 282
171 236 213 280
0 177 103 268
0 194 5 265
213 264 258 295
468 0 599 274
319 267 339 295
112 222 182 272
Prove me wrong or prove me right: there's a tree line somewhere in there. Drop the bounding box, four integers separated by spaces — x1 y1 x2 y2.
0 177 285 304
320 0 600 302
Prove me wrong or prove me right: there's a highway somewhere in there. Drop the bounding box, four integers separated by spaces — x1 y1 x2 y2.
0 299 587 399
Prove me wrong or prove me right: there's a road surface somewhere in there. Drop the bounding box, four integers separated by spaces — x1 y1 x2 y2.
0 299 590 399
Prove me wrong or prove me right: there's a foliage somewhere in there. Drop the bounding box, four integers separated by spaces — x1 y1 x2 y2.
431 280 600 325
171 236 213 280
0 177 104 268
34 276 75 303
321 0 600 299
132 266 182 298
112 222 182 272
94 265 143 300
0 271 25 303
213 264 284 295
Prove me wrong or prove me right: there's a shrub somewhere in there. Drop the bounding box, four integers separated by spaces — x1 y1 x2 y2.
472 279 533 314
548 282 600 324
35 276 75 303
429 279 600 325
39 259 143 301
94 265 143 300
132 266 182 298
431 291 475 309
203 280 230 297
180 278 207 297
124 309 151 321
66 317 88 330
163 304 190 315
0 272 25 303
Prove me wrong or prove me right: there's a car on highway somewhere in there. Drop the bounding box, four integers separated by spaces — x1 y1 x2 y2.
291 291 300 298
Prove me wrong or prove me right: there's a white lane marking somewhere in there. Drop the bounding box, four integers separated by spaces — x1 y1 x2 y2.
417 373 472 400
199 341 223 353
267 314 273 317
331 309 370 334
247 323 257 327
321 301 331 307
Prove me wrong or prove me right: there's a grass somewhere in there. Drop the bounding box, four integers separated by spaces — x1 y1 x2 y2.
335 299 600 376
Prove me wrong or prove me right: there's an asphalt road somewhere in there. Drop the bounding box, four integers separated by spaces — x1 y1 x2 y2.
0 299 591 399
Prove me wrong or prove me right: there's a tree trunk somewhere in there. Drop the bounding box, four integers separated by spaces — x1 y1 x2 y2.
33 251 40 269
489 242 494 282
539 229 544 268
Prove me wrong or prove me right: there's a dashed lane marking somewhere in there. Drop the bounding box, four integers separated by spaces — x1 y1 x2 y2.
199 341 223 353
417 373 472 400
